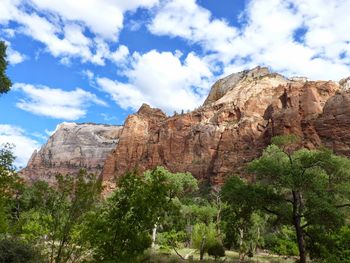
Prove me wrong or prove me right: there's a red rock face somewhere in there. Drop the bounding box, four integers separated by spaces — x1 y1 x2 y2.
22 67 350 188
102 67 344 185
315 91 350 155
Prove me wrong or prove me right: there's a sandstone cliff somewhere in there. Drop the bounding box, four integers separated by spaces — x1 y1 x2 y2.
21 123 122 182
102 66 346 184
23 66 350 187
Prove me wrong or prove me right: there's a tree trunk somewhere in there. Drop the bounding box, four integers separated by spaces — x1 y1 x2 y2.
200 236 206 261
238 228 245 262
151 223 157 248
292 191 306 263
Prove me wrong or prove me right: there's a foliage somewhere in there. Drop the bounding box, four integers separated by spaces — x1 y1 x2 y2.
245 136 350 263
221 177 266 258
0 41 12 94
0 144 23 235
157 230 187 250
87 167 198 262
0 238 44 263
16 170 102 263
207 241 225 259
0 144 19 197
264 226 298 256
182 203 218 226
191 223 218 260
1 140 350 262
308 225 350 262
144 166 198 200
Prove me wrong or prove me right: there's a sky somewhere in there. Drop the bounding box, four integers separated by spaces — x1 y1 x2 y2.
0 0 350 168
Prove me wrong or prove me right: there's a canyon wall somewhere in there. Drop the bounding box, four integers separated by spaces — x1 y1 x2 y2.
20 122 122 183
23 67 350 187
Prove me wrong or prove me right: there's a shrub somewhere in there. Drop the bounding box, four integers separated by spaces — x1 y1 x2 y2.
207 242 225 260
264 227 298 256
0 238 44 263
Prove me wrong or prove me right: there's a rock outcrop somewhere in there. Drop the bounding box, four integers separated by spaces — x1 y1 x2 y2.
102 66 345 184
21 123 122 183
22 66 350 187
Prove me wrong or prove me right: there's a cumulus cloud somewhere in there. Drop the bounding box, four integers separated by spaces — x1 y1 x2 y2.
149 0 237 64
149 0 350 80
14 83 106 120
0 124 40 168
97 50 214 114
29 0 159 40
109 45 130 65
0 0 156 64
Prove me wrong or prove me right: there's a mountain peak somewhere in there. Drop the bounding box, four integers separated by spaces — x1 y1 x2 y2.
203 66 283 106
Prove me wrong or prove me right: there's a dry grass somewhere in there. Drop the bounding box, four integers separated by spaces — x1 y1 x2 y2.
144 248 297 263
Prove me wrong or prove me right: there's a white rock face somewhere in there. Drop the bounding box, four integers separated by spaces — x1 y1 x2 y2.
340 77 350 91
203 66 274 105
21 123 123 182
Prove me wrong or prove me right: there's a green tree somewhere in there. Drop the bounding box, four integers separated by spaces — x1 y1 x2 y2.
144 166 198 247
245 135 350 263
264 226 299 256
308 225 350 262
87 167 197 262
191 222 218 260
0 238 44 263
221 176 267 260
18 170 102 263
0 41 12 94
0 144 23 235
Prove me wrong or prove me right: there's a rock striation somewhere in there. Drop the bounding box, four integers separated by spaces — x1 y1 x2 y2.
20 123 122 183
22 66 350 187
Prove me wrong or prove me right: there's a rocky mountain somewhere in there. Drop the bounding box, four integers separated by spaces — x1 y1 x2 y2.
20 122 122 183
22 66 350 187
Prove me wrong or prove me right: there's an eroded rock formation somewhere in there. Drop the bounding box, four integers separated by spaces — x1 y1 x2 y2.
20 122 122 183
23 66 350 187
102 67 346 184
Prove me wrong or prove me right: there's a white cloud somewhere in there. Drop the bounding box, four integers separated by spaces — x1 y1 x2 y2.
29 0 159 40
0 124 40 168
109 45 130 65
101 113 118 122
149 0 237 64
0 0 157 64
97 50 213 114
7 48 27 64
149 0 350 80
82 69 95 82
3 41 27 65
13 83 106 120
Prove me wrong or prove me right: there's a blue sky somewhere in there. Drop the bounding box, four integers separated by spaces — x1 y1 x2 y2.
0 0 350 167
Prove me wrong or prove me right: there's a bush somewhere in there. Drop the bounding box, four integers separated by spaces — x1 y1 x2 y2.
207 242 225 259
157 230 187 250
0 238 44 263
264 227 298 256
308 225 350 263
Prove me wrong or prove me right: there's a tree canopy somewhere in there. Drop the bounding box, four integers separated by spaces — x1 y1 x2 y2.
0 41 12 94
222 135 350 263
